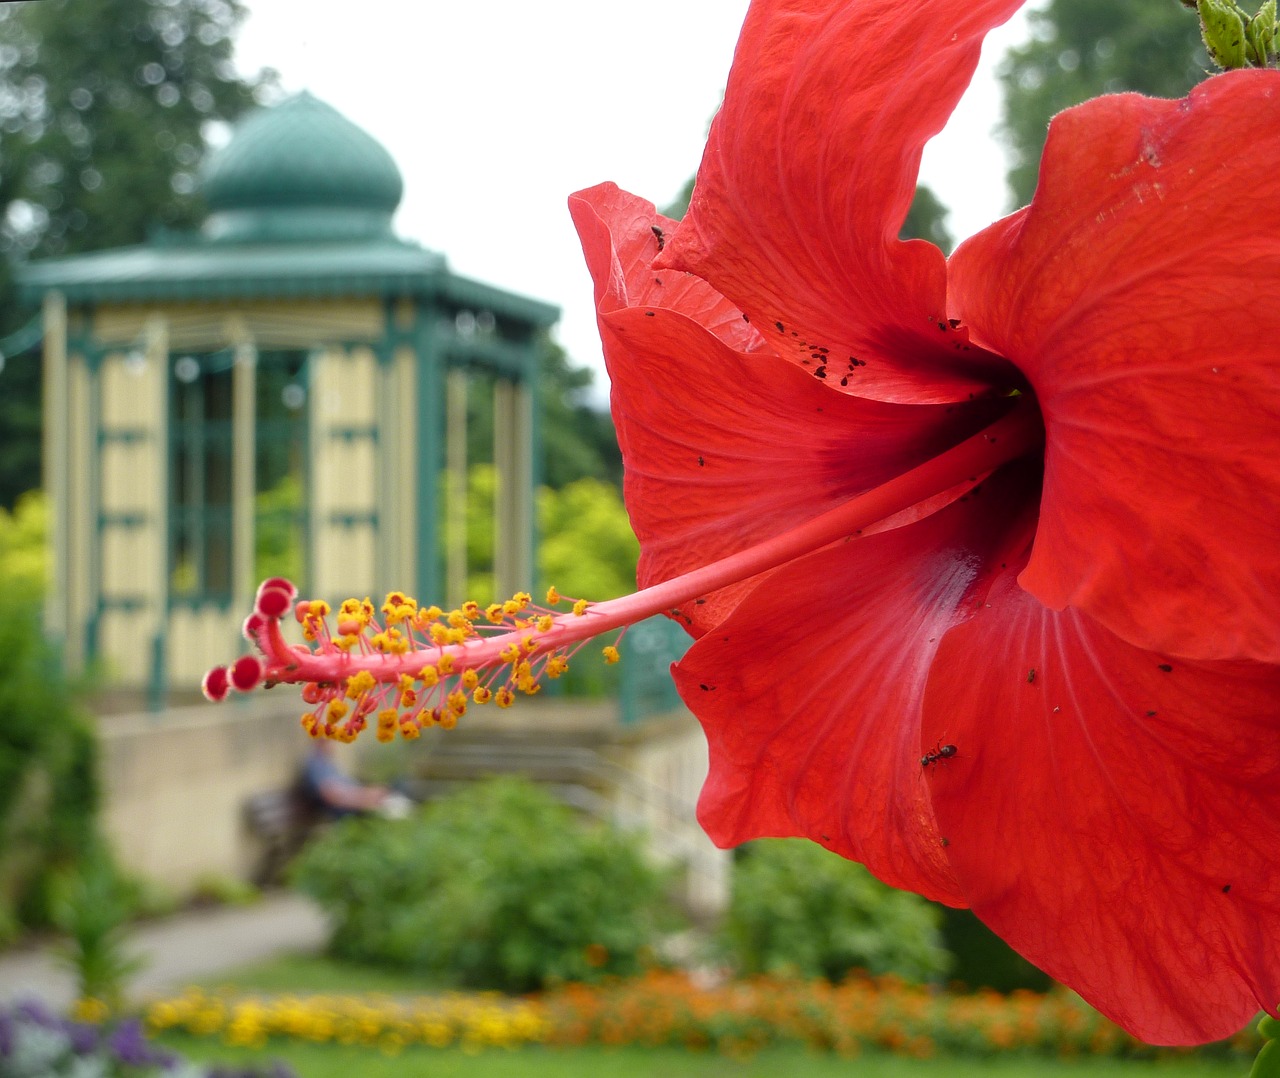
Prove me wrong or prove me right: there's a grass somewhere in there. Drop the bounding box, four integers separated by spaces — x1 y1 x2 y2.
191 951 447 995
154 1036 1253 1078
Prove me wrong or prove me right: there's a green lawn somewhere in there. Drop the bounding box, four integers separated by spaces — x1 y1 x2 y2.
192 951 448 995
155 1036 1250 1078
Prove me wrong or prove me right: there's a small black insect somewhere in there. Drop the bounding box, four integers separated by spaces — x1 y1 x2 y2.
921 743 958 768
651 224 665 250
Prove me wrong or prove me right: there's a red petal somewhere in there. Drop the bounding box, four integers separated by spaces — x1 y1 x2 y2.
923 574 1280 1044
663 0 1024 402
949 72 1280 662
571 184 1011 635
673 462 1039 904
570 183 763 353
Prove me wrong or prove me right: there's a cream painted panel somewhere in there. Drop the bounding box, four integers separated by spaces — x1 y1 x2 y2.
99 441 159 514
167 605 248 687
96 609 151 684
314 523 376 599
93 300 383 350
100 528 158 596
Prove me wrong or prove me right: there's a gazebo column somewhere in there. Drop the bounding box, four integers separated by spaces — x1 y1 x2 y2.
142 314 171 708
230 333 257 608
444 367 468 607
42 292 71 656
493 375 534 597
413 307 446 603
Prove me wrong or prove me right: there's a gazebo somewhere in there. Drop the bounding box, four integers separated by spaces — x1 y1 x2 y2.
18 92 559 704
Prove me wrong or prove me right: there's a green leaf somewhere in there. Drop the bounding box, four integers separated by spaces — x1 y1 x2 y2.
1245 0 1278 64
1198 0 1250 68
1249 1037 1280 1078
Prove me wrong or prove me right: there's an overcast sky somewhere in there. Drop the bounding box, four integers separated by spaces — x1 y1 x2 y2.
231 2 1033 405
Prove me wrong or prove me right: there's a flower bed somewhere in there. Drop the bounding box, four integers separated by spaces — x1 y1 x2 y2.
140 973 1263 1060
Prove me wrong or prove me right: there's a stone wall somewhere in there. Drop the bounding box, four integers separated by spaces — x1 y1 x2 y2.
96 697 309 891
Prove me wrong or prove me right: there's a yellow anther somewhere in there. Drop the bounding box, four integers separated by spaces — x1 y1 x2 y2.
603 645 621 664
545 586 561 605
513 591 532 609
485 603 505 624
336 633 360 651
376 726 395 743
447 609 471 629
521 635 538 653
419 665 439 687
573 599 589 616
447 690 468 715
423 605 443 620
307 599 332 618
502 600 520 616
398 719 421 740
346 670 377 698
499 643 521 665
382 592 417 624
372 628 409 654
300 713 318 735
327 699 350 720
399 688 418 709
428 623 450 645
546 655 569 679
445 626 467 645
377 708 398 728
495 686 515 709
439 710 458 730
515 660 532 681
437 653 455 675
462 600 482 620
461 669 480 690
537 615 554 632
518 678 541 696
473 686 492 704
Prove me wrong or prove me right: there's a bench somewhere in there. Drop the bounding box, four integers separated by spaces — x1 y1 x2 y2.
243 785 324 886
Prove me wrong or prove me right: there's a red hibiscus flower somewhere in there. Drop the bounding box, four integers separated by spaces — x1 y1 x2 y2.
566 0 1280 1046
205 0 1280 1047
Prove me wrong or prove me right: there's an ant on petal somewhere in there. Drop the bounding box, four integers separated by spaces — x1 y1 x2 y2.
921 742 958 769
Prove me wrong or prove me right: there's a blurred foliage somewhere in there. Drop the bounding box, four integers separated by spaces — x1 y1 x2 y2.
51 845 145 1011
454 463 637 606
938 907 1054 993
293 776 676 993
718 839 952 984
900 184 953 253
254 474 304 585
466 335 621 492
999 0 1206 207
0 0 272 509
0 492 100 942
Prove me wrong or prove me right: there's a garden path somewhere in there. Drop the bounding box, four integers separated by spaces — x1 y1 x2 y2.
0 891 326 1010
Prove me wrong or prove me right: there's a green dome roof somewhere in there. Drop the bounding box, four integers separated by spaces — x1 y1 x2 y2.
201 92 404 242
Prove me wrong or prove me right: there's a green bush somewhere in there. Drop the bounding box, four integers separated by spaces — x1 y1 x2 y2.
718 839 952 984
293 776 677 992
0 492 100 941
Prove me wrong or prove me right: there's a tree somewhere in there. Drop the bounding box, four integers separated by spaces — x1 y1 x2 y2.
998 0 1206 207
0 0 271 507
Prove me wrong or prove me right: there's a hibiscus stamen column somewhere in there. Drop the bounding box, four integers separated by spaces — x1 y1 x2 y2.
204 399 1043 739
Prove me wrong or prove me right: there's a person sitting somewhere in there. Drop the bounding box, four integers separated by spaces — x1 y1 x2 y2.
301 741 410 819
